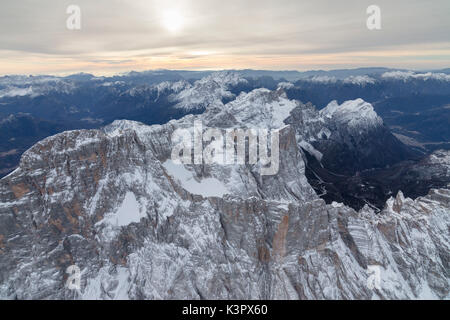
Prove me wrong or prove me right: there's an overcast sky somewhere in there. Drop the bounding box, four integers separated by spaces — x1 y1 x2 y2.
0 0 449 75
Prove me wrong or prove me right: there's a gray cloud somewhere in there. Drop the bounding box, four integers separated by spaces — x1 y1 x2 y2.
0 0 449 74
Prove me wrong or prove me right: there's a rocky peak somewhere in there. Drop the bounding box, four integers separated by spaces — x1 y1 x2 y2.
172 71 248 111
0 83 448 300
320 98 383 130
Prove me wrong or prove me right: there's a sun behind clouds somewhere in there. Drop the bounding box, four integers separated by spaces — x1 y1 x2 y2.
161 9 184 33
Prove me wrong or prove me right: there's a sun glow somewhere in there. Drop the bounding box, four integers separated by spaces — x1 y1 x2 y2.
161 9 184 33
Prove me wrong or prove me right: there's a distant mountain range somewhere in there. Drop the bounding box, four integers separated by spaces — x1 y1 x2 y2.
1 68 449 179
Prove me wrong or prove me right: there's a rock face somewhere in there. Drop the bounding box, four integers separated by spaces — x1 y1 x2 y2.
0 87 449 300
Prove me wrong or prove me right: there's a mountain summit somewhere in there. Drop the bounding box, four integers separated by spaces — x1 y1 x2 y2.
0 84 448 299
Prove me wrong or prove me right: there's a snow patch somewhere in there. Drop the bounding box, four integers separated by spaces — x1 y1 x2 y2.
162 160 229 197
100 192 145 227
299 140 323 161
343 75 376 86
0 86 36 98
277 82 294 89
82 266 130 300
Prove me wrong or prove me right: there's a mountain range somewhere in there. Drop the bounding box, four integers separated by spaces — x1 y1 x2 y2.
0 70 449 299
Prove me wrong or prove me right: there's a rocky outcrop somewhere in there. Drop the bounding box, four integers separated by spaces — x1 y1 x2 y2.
0 87 448 300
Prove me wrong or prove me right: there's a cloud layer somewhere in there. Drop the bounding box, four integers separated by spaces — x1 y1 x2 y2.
0 0 449 74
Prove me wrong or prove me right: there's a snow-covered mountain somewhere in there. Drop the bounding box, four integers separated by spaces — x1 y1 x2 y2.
0 84 448 300
2 68 450 181
320 98 383 129
0 79 75 99
295 71 450 86
304 75 376 86
284 97 418 176
381 71 450 82
171 71 248 111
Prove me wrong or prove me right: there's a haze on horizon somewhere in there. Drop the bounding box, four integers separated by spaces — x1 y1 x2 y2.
0 0 449 76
